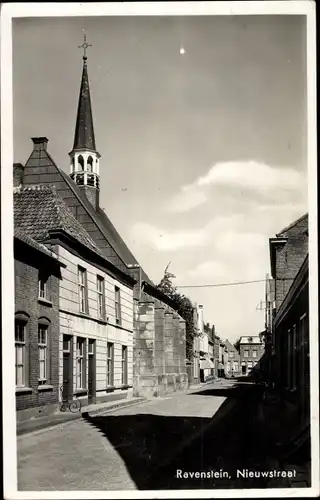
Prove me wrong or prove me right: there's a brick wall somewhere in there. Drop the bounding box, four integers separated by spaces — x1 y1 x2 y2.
274 217 308 309
14 242 60 418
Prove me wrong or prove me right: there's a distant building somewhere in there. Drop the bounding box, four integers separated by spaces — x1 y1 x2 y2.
223 340 241 378
196 305 215 383
239 336 264 376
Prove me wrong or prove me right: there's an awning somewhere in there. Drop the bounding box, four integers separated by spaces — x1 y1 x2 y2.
200 358 215 370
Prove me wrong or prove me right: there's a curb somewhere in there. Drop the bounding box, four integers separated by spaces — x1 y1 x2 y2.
17 397 146 437
83 397 146 417
17 413 82 438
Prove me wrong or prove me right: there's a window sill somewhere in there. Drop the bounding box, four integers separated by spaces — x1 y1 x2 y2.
120 384 132 390
106 386 115 393
79 312 91 319
38 298 53 307
74 389 88 396
16 386 32 394
38 384 54 391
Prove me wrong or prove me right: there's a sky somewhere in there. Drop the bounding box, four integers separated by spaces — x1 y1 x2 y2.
12 15 308 342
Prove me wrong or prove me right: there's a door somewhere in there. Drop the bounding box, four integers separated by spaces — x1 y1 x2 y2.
242 364 247 375
88 339 96 404
62 335 72 402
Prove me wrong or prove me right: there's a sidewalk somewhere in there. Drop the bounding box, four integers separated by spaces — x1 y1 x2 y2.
17 396 146 436
17 379 227 437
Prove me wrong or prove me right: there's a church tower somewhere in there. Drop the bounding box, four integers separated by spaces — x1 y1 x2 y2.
69 33 100 210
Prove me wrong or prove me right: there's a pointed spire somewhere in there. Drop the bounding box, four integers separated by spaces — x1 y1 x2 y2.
73 33 96 151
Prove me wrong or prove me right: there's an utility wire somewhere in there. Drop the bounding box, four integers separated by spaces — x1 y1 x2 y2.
176 279 266 289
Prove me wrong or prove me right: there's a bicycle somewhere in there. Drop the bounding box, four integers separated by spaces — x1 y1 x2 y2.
59 384 82 413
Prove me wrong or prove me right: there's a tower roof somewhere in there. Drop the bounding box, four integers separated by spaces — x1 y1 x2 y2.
72 57 96 152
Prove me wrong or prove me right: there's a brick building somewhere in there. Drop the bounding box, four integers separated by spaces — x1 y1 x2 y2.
265 214 310 466
239 336 264 376
14 229 64 421
13 43 188 409
268 213 308 382
14 183 136 411
223 339 241 378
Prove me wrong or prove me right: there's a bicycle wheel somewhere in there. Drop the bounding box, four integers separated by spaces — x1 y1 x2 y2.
69 399 81 413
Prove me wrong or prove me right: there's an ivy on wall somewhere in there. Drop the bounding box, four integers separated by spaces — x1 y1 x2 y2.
156 264 198 361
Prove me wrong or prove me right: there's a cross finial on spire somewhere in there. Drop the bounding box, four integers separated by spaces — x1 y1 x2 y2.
78 31 92 61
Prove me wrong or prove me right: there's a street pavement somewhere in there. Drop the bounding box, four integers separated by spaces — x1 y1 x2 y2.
17 378 309 491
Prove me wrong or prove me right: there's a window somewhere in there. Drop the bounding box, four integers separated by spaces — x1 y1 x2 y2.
252 350 257 358
233 361 239 371
38 326 48 384
229 351 234 359
63 335 71 353
15 321 26 387
122 346 128 385
107 342 114 386
38 271 49 300
247 361 253 369
88 339 95 355
97 276 105 319
244 350 249 358
78 267 88 314
115 286 121 325
76 338 86 389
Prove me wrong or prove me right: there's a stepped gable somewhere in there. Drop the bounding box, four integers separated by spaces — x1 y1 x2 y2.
13 184 105 258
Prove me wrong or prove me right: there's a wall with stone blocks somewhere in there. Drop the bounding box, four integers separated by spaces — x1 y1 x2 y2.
133 295 188 398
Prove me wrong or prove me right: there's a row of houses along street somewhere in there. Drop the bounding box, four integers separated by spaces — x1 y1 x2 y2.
14 42 311 491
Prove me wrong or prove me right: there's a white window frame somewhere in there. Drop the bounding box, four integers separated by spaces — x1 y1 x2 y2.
244 350 249 358
122 345 128 385
97 275 105 319
15 321 26 387
78 267 87 314
107 342 114 386
115 286 121 325
252 350 257 358
38 271 49 300
38 326 48 384
76 338 86 389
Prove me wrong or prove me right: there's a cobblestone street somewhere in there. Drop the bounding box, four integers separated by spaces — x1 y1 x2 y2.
19 379 304 491
18 380 241 491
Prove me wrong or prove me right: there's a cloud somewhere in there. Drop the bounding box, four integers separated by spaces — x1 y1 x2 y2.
196 160 304 191
130 222 209 251
166 186 207 213
166 160 307 214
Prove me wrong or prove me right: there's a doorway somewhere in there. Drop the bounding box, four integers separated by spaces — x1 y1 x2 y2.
62 335 73 402
88 339 96 404
242 364 247 375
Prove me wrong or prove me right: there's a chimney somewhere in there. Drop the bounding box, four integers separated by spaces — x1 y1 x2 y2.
13 163 24 187
31 137 48 151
